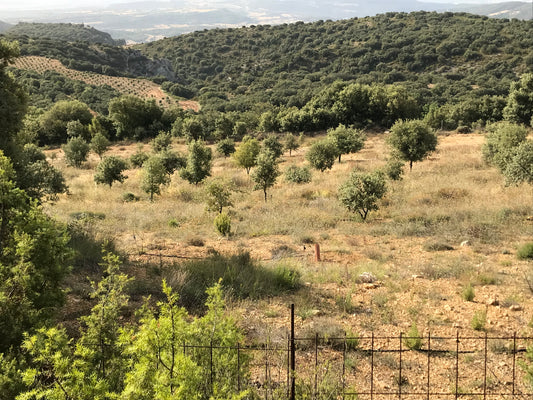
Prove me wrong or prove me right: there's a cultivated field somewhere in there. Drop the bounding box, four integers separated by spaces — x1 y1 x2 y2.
12 55 200 111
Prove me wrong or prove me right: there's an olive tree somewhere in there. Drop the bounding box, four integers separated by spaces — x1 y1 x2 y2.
306 138 338 172
205 179 233 213
251 150 280 202
90 132 110 159
180 140 212 185
327 124 365 162
141 155 170 201
233 137 260 174
94 156 128 187
62 136 90 168
387 119 437 171
338 170 387 221
284 133 300 156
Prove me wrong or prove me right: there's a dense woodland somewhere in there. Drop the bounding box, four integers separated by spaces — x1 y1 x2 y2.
0 10 532 400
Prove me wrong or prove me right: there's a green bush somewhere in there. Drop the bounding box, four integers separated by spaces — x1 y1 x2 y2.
214 212 231 236
517 242 533 260
130 150 149 168
403 322 423 350
471 309 487 331
122 192 139 202
462 283 475 302
285 165 312 184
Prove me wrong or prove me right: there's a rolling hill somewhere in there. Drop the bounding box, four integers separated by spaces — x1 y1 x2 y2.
0 20 12 33
136 11 533 112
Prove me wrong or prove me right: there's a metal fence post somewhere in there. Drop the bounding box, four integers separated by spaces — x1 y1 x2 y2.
290 304 296 400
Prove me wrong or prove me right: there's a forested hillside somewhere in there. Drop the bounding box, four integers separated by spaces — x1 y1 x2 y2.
5 22 125 45
2 32 175 80
137 12 533 115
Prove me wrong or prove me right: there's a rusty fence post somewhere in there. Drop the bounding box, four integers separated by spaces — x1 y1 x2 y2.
314 243 321 262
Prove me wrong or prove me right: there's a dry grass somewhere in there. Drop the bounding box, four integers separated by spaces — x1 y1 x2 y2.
45 131 533 341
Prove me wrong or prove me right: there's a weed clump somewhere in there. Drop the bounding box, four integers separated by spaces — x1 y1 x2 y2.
164 252 300 310
517 242 533 260
214 212 231 236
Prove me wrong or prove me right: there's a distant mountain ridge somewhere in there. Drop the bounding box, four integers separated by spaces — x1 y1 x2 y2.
0 1 530 42
4 22 125 45
0 20 13 33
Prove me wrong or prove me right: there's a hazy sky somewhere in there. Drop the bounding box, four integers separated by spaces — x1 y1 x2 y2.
1 0 528 11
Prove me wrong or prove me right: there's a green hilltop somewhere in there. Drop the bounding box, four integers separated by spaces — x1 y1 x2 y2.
136 11 533 113
5 22 125 46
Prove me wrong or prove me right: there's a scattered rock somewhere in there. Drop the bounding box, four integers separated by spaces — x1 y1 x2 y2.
460 240 470 247
509 304 522 311
487 298 499 306
364 283 380 290
412 274 424 279
444 304 452 312
358 272 377 283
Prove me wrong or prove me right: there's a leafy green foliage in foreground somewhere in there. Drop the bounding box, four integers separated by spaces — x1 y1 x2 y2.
0 151 71 354
16 252 249 400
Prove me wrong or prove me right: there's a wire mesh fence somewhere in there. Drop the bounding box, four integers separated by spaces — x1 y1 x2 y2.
182 332 533 399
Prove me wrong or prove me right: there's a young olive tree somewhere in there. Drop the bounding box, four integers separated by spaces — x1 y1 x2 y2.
284 133 300 156
306 138 338 172
233 137 260 174
180 140 212 185
62 136 90 168
205 178 233 213
151 131 173 153
262 134 284 159
387 119 437 171
90 132 110 159
338 170 387 221
327 124 366 162
252 150 280 202
141 155 170 201
216 138 236 157
94 156 128 187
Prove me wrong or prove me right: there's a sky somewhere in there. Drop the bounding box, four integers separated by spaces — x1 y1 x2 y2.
1 0 528 11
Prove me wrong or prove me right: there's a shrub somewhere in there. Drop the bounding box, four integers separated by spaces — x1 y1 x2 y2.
471 309 487 331
285 165 312 184
62 136 89 167
338 170 387 221
385 158 404 181
462 283 475 302
517 242 533 260
403 322 423 350
130 149 149 168
214 212 231 236
122 192 139 202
